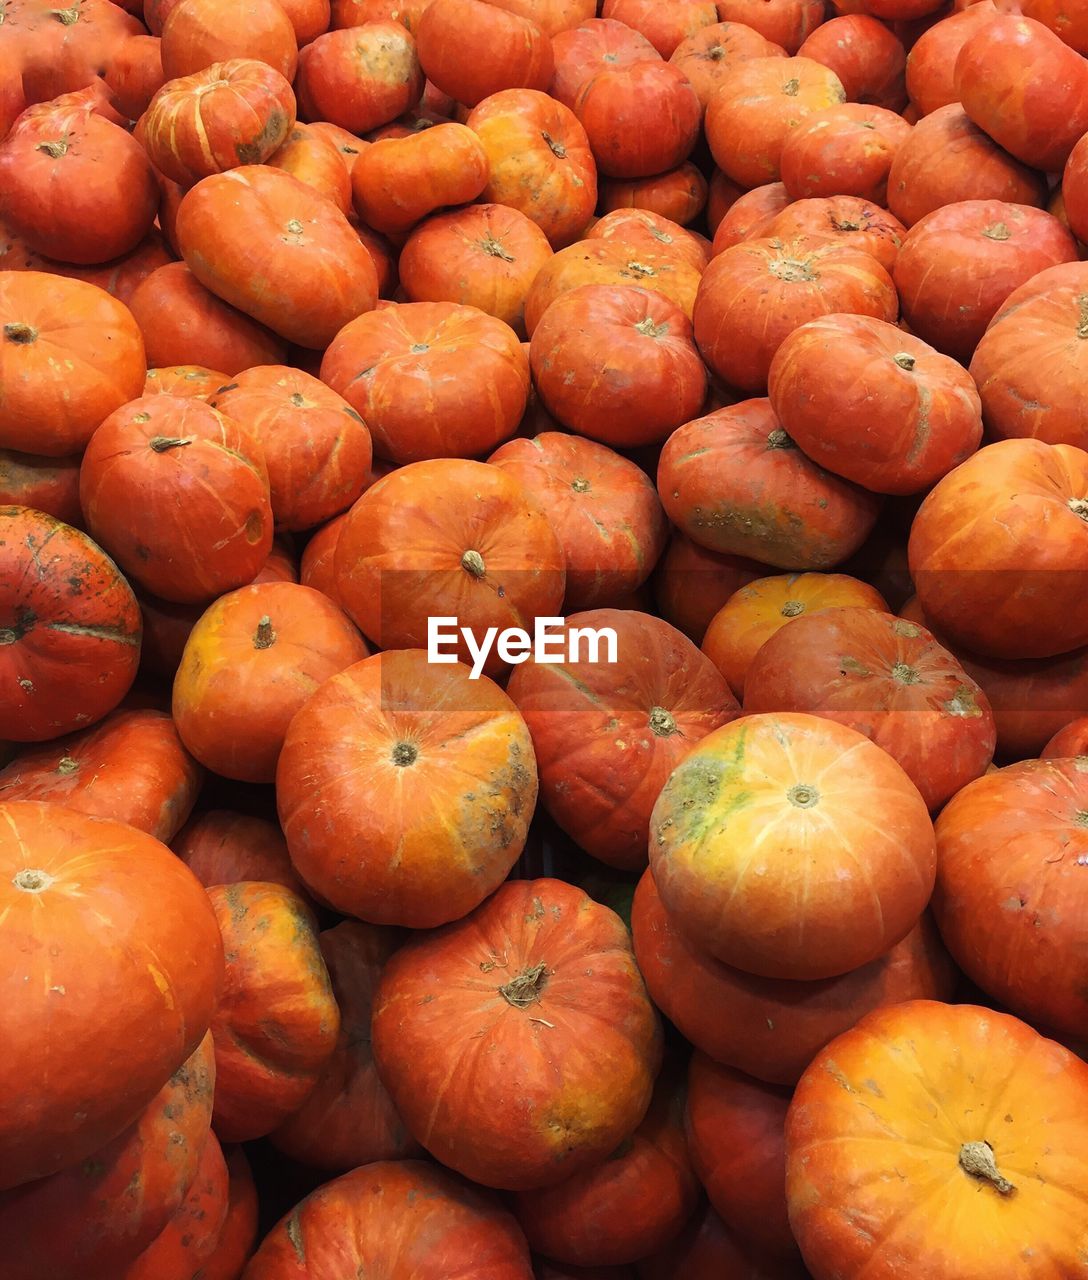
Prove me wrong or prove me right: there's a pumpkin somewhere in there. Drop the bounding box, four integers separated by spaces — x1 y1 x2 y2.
649 712 937 979
488 432 667 610
33 231 175 308
467 89 597 249
244 1160 534 1278
886 105 1047 229
0 708 201 841
1019 0 1088 51
574 61 701 181
127 263 287 376
904 1 999 115
657 399 881 570
251 537 299 584
0 801 223 1190
786 1000 1088 1280
308 118 368 174
0 507 142 742
267 122 352 212
0 89 158 266
277 649 538 924
485 0 596 36
653 533 766 642
712 183 791 253
331 0 431 28
211 364 372 529
933 759 1088 1038
1067 133 1088 245
685 1055 798 1264
416 0 553 106
332 459 565 659
702 571 888 698
172 808 309 897
507 610 737 869
202 1146 259 1280
908 438 1088 660
707 170 746 234
0 450 82 527
121 1131 229 1280
0 271 146 456
632 870 955 1086
371 878 662 1190
599 164 708 226
16 4 145 106
352 123 489 236
529 285 706 447
584 208 710 272
601 0 717 56
513 1065 700 1266
550 17 661 109
779 104 912 205
0 1034 215 1280
954 14 1088 174
763 197 906 272
399 203 553 336
207 882 339 1142
295 22 423 131
969 261 1088 451
145 366 229 400
716 0 824 52
637 1203 806 1280
79 394 273 604
159 0 299 79
743 608 996 809
797 15 907 110
705 56 846 189
298 511 348 604
767 313 983 494
143 58 297 186
173 581 367 782
1043 718 1088 757
320 302 528 464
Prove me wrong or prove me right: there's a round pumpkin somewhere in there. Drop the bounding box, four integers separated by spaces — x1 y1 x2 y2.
601 0 718 57
1043 718 1088 757
416 0 553 106
908 438 1088 660
550 16 661 109
172 581 368 783
786 999 1088 1280
0 709 201 841
267 122 352 211
779 105 912 205
145 365 232 401
637 1202 805 1280
653 532 767 643
711 182 791 252
958 645 1088 761
716 0 824 52
0 801 223 1190
0 271 146 456
159 0 299 79
933 758 1088 1038
763 196 907 272
298 511 348 604
320 302 528 464
904 1 999 116
1067 133 1088 246
797 14 907 111
599 163 708 226
172 808 308 897
0 507 142 742
371 878 662 1190
631 870 956 1086
295 22 423 131
658 399 882 570
39 232 176 308
243 1160 534 1278
507 610 738 869
212 364 372 529
0 450 82 527
702 571 888 698
648 712 937 980
207 881 339 1142
584 207 711 272
79 394 273 605
485 0 596 37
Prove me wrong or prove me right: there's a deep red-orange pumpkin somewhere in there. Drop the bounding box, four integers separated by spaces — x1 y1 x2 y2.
716 0 824 53
1043 718 1088 757
652 534 767 643
638 1202 806 1280
601 0 717 55
584 208 710 272
171 808 309 898
798 14 907 110
200 1145 259 1280
416 0 553 106
299 511 349 605
779 105 912 205
763 196 906 272
711 182 791 252
267 122 352 212
670 22 786 111
600 163 709 227
904 0 999 115
295 22 423 132
144 365 230 401
0 451 82 527
550 16 661 109
159 0 299 79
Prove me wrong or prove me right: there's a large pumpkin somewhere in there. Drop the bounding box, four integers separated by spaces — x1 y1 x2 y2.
631 869 956 1086
584 207 711 272
159 0 299 79
371 878 662 1190
779 104 912 205
0 271 146 456
657 399 881 570
0 801 223 1190
670 21 785 110
319 302 528 464
79 394 273 605
332 459 565 663
786 1000 1088 1280
242 1160 534 1278
648 712 937 979
175 165 378 349
742 608 996 809
908 438 1088 660
551 16 661 109
416 0 553 106
295 23 423 132
0 507 142 742
207 882 340 1142
903 1 998 116
711 182 791 252
716 0 823 52
797 14 906 111
268 122 352 212
933 759 1088 1038
600 163 709 226
602 0 718 56
764 196 906 273
172 581 368 783
0 709 202 842
277 650 538 926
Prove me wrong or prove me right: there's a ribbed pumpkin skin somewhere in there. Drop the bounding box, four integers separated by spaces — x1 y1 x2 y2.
159 0 299 80
172 809 309 899
0 802 224 1191
207 882 340 1143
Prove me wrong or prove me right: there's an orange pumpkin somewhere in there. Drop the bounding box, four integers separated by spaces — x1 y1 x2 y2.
1043 717 1088 757
296 22 423 131
0 802 223 1190
600 0 718 55
299 511 349 604
638 1202 805 1280
32 231 175 308
1067 133 1088 245
308 118 368 174
277 649 539 925
0 450 82 527
331 0 432 29
485 0 596 35
797 14 907 111
600 163 708 226
550 16 661 109
144 365 230 400
779 104 912 205
702 571 888 698
764 196 906 272
584 208 710 272
904 0 999 115
201 1145 259 1280
649 712 937 979
716 0 824 52
172 808 308 897
416 0 554 105
207 882 339 1141
267 121 352 211
786 1000 1088 1280
654 535 767 644
159 0 298 79
711 182 791 252
372 878 662 1190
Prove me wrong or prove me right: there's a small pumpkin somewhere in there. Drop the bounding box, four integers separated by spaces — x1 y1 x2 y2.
172 809 309 898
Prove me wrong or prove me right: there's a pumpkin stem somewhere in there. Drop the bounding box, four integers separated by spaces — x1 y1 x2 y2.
499 962 548 1008
982 222 1011 241
959 1141 1016 1196
1070 498 1088 522
479 234 515 262
1077 295 1088 340
3 322 37 345
56 756 79 775
289 392 306 407
894 352 916 371
253 616 276 649
780 600 805 618
832 217 862 233
769 256 816 284
787 783 820 809
649 705 678 737
570 477 591 494
13 868 54 893
707 42 726 60
634 315 669 339
766 428 795 451
625 260 656 277
891 662 920 685
149 436 195 453
51 4 80 23
782 77 800 96
36 138 69 159
462 549 486 578
541 131 566 159
391 741 419 767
